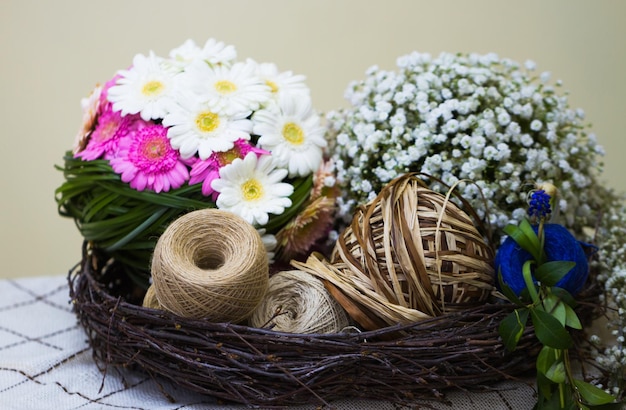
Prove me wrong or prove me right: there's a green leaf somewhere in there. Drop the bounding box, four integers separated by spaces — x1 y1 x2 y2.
563 303 582 330
541 293 557 312
503 220 543 263
535 380 576 409
542 294 567 326
545 361 566 383
552 302 567 327
497 268 524 305
530 308 573 349
551 286 577 308
264 175 313 233
104 208 167 252
535 370 554 402
535 261 576 287
573 380 617 405
536 345 558 378
499 308 529 351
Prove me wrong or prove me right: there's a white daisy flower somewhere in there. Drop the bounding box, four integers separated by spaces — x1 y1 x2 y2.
255 62 309 107
253 95 327 177
166 39 202 71
162 94 252 159
212 153 294 226
257 228 277 263
199 38 237 66
107 52 177 121
168 38 237 70
177 60 270 116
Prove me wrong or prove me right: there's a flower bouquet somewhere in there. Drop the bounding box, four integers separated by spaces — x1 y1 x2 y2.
60 44 626 408
56 38 336 287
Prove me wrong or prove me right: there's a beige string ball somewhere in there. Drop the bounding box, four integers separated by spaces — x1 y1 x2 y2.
148 208 269 323
294 173 496 330
142 284 160 310
249 270 350 334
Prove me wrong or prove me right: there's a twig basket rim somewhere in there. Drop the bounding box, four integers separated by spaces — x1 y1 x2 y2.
68 244 555 408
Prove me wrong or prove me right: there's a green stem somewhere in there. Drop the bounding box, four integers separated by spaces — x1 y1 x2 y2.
537 218 547 265
522 260 540 305
556 349 565 408
562 349 583 408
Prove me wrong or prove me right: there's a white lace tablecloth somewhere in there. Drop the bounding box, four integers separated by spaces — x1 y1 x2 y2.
0 275 537 409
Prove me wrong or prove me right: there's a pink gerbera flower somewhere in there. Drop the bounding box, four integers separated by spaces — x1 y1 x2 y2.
73 74 128 157
101 73 123 103
110 123 189 193
76 105 140 161
189 139 267 198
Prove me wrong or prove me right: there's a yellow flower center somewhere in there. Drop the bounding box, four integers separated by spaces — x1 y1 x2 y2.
215 80 237 95
142 80 164 97
266 80 279 93
195 111 220 133
282 122 305 145
241 179 264 202
216 148 241 166
142 138 167 160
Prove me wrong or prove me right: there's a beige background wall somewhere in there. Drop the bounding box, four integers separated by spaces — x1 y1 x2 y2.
1 0 624 279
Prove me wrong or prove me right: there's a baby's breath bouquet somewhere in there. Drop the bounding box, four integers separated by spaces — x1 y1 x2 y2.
327 51 626 402
56 38 337 286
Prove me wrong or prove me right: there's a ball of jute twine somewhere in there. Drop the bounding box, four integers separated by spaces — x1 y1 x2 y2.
142 284 160 310
294 173 495 330
146 208 269 323
249 270 350 334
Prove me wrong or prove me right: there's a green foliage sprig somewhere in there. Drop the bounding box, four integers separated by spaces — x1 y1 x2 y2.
498 190 619 409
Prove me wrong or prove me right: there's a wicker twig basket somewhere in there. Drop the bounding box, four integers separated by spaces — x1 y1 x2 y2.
69 244 561 408
68 173 605 407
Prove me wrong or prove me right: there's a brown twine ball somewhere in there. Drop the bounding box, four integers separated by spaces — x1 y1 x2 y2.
148 208 269 323
249 270 350 334
294 174 495 330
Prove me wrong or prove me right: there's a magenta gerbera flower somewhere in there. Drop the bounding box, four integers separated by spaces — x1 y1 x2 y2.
76 105 140 161
110 123 189 193
189 139 268 198
101 73 123 103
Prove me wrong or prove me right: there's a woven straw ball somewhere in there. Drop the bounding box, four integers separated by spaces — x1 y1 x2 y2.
305 174 496 330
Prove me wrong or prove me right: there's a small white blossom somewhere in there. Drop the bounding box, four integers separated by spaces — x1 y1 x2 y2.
520 134 534 147
530 119 543 131
497 110 511 126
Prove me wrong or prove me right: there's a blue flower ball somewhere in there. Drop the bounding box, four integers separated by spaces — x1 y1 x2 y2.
495 224 589 296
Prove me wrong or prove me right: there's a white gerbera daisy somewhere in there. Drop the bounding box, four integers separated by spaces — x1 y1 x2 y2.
256 62 309 106
178 60 271 116
212 153 294 226
253 95 327 177
107 52 177 121
199 38 237 66
167 39 202 71
257 228 277 263
168 38 237 70
162 95 252 160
